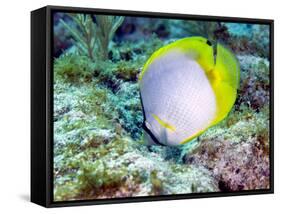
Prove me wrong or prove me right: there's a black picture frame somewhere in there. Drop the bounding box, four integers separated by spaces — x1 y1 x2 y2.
31 5 274 208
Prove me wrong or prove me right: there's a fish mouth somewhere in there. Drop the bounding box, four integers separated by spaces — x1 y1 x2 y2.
140 91 166 146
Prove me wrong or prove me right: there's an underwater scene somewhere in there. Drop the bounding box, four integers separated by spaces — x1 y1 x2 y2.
53 12 271 201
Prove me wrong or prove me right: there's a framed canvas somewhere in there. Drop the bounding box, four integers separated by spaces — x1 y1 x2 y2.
31 5 274 207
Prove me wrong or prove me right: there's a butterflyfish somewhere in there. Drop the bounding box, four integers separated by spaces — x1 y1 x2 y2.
139 36 240 146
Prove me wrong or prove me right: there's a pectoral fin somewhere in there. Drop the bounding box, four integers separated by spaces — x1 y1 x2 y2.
152 114 176 132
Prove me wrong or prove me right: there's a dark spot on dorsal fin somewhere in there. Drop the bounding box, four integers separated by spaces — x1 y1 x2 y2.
206 40 212 46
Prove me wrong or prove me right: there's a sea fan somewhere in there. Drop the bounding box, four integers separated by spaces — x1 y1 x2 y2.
60 14 124 61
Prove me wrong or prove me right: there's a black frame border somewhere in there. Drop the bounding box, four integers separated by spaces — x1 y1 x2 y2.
32 5 274 208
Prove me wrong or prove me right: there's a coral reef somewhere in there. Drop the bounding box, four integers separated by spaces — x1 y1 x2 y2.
184 107 270 191
236 55 270 111
225 24 270 58
54 53 95 82
53 12 271 201
108 82 143 139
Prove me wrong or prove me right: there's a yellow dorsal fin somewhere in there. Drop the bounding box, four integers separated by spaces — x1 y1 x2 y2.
152 114 176 132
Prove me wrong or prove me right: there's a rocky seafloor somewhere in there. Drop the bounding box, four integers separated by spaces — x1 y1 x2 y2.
53 15 271 201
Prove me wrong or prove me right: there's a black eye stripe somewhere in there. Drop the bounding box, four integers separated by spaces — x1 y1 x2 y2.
139 91 166 146
206 40 212 46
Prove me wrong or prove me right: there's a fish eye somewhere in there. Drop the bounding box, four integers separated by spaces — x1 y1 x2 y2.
206 40 212 46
